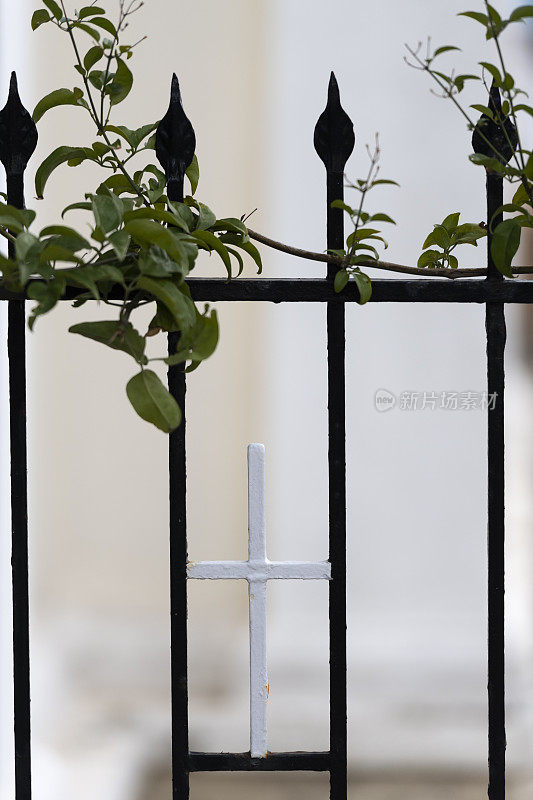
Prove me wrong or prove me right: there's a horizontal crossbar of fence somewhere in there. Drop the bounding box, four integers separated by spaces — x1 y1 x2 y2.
189 751 331 772
2 277 533 305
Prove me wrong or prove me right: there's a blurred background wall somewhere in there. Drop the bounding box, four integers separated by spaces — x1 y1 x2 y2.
1 1 533 798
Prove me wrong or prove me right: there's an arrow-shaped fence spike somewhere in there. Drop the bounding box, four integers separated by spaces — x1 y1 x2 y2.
155 73 196 202
472 79 517 166
314 72 355 174
0 71 38 179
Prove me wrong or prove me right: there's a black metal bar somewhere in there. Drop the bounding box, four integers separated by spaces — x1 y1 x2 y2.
3 277 533 304
0 73 38 800
185 277 533 304
156 74 196 800
486 175 506 800
314 72 354 800
189 751 331 772
472 83 513 800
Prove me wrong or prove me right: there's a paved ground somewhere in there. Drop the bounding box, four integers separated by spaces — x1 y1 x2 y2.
138 770 533 799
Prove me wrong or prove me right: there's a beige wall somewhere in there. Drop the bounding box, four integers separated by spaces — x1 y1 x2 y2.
26 1 268 620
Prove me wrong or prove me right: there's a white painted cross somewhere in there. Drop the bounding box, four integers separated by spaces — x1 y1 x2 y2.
187 443 331 758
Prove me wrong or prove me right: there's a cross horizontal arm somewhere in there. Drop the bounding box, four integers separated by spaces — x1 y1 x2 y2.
187 559 331 581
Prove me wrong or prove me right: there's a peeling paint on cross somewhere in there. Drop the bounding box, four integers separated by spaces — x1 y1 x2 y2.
187 443 331 758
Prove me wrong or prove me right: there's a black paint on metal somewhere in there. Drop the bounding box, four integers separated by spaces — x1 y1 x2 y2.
6 277 533 304
315 71 353 800
477 83 513 800
156 74 196 204
189 752 331 772
156 77 191 800
0 72 37 800
472 80 518 167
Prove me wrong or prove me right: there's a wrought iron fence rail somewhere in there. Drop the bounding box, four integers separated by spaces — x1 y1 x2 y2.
0 65 513 800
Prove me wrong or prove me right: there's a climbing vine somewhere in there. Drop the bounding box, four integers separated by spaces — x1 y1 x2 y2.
0 0 532 431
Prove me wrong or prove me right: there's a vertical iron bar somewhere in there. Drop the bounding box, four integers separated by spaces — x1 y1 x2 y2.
486 170 506 800
0 73 38 800
8 171 31 800
168 330 188 800
314 72 354 800
156 74 196 800
327 169 347 800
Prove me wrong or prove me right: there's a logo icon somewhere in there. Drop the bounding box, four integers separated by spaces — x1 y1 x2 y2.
375 389 396 412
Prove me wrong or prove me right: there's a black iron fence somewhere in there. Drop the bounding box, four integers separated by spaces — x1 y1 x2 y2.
1 64 530 800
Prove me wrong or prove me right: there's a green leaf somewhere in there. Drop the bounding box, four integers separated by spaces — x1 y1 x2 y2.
107 230 131 261
91 193 122 233
452 222 487 245
74 23 100 40
125 219 190 265
33 87 84 123
418 249 442 268
514 103 533 118
168 307 219 362
441 212 460 232
186 154 199 194
84 45 104 70
454 74 480 92
459 10 489 25
123 206 189 231
62 201 92 217
195 202 217 231
334 269 349 293
479 61 502 86
491 219 521 276
331 200 356 215
138 246 186 278
370 179 400 187
42 0 62 19
219 233 263 274
448 255 459 269
136 276 197 331
105 122 158 150
69 320 146 363
226 246 244 277
510 5 533 21
211 217 249 236
40 224 91 251
423 225 451 250
15 232 43 285
369 212 396 224
35 146 89 198
469 153 505 173
470 103 495 120
192 230 232 278
108 57 133 106
89 16 117 37
0 204 36 233
513 183 532 206
433 45 461 56
353 271 372 305
27 277 66 328
126 370 181 433
78 6 106 18
31 9 50 29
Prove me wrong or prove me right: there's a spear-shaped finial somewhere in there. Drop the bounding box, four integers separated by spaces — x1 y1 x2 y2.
155 73 196 202
314 72 355 173
472 80 517 166
0 72 38 179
